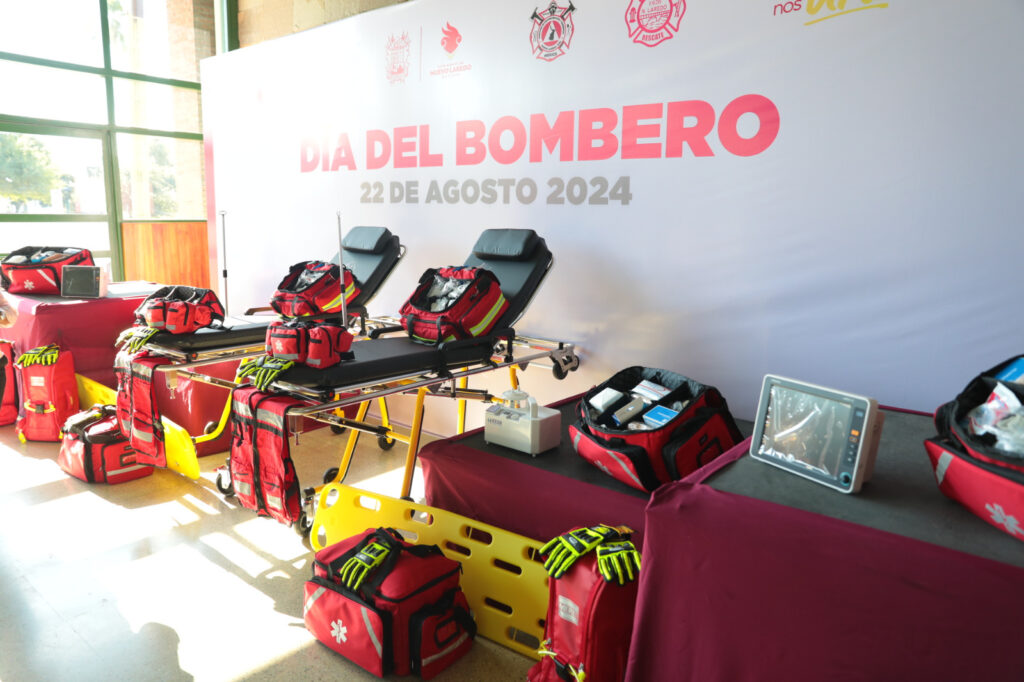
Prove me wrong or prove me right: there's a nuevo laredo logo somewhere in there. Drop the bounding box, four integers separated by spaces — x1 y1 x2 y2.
530 2 577 62
441 22 462 55
385 32 411 84
430 23 472 78
625 0 686 47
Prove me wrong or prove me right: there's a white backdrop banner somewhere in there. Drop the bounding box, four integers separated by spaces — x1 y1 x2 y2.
201 0 1024 418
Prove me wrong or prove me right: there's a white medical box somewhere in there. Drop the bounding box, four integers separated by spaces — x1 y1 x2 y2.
484 390 561 456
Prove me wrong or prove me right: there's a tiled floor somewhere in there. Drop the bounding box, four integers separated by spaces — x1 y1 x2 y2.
0 421 533 681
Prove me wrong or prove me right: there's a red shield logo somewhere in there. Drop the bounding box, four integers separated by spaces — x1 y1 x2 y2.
530 2 577 62
625 0 686 47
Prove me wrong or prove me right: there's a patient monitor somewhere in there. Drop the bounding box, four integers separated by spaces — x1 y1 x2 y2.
750 375 884 493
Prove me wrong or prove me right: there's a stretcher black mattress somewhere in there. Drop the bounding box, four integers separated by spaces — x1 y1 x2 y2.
279 335 496 390
148 316 270 351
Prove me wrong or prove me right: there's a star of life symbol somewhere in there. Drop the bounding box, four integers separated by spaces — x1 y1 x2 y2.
986 502 1023 536
625 0 686 47
385 32 411 84
23 280 35 290
331 618 348 644
530 2 576 62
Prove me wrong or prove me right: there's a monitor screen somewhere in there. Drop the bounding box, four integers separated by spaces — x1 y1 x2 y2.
757 383 854 479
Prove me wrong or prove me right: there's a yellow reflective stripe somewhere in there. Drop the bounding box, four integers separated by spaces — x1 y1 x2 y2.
468 294 506 336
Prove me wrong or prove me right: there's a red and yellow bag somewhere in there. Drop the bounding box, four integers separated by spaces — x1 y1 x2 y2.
265 319 354 369
398 266 508 344
270 261 359 318
58 405 152 484
14 344 79 442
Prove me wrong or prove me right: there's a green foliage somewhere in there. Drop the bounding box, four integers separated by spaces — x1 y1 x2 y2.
0 134 58 212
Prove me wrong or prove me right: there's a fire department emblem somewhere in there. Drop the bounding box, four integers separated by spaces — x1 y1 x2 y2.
625 0 685 47
530 2 576 62
385 32 411 84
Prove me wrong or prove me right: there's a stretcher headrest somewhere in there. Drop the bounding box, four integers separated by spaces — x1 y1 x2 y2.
471 229 539 261
342 226 394 254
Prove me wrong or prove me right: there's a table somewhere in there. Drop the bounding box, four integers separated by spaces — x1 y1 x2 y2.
3 283 157 386
625 409 1024 681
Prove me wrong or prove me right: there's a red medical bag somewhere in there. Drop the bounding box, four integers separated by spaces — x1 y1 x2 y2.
15 345 79 442
270 260 359 318
569 366 742 492
398 266 508 344
58 405 152 484
1 246 94 295
304 527 476 679
527 550 638 682
114 350 173 467
265 319 354 368
227 385 305 525
0 339 17 425
134 285 225 334
925 355 1024 542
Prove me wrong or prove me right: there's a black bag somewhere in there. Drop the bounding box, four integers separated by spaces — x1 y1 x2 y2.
569 367 742 492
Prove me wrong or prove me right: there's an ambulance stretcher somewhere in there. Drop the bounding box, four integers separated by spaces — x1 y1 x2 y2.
154 229 580 534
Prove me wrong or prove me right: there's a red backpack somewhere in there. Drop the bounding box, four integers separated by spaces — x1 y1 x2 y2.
15 344 79 442
304 527 476 679
926 355 1024 542
1 246 94 295
0 339 17 425
114 350 172 467
134 285 225 334
398 266 508 344
270 261 359 318
58 405 152 484
528 550 638 682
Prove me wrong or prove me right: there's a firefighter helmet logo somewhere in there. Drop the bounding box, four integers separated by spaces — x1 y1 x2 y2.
530 2 577 62
385 32 411 84
625 0 685 47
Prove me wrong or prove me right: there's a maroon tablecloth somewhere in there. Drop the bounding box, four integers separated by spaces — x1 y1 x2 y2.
626 424 1024 681
420 397 650 543
3 289 151 386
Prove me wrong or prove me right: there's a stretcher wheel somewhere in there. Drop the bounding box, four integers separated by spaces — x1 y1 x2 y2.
215 469 234 497
552 363 568 380
377 434 395 451
323 467 340 484
330 424 346 435
296 511 314 538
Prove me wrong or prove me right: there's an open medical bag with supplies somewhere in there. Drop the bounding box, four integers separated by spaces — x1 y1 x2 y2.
569 366 743 492
1 246 94 295
14 344 78 442
303 527 476 679
270 260 359 318
398 266 508 344
529 524 641 682
925 355 1024 542
58 404 152 484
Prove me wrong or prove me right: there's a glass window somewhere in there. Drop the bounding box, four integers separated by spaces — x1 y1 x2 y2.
0 221 111 253
117 133 205 220
0 131 107 215
107 0 216 82
114 78 202 134
0 60 108 125
0 1 103 67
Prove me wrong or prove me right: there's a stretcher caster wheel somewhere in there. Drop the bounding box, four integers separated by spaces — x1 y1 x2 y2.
215 468 234 496
323 467 340 484
203 421 218 435
552 363 568 380
330 424 345 435
296 512 314 538
377 434 395 451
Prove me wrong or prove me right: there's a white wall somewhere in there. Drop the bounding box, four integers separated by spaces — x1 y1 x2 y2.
201 0 1024 428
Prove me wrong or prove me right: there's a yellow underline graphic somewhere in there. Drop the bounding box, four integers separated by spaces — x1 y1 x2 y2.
804 4 889 25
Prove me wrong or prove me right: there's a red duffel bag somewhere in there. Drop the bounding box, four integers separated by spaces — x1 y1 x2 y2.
270 260 359 318
1 246 94 295
265 319 353 369
134 285 225 334
925 355 1024 542
304 527 476 679
398 266 508 344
